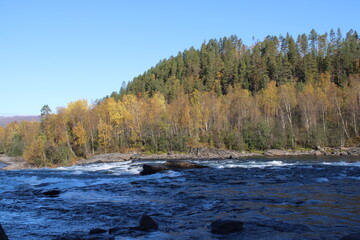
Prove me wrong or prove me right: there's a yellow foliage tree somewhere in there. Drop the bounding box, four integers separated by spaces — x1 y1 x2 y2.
23 135 46 166
257 81 279 123
97 119 113 153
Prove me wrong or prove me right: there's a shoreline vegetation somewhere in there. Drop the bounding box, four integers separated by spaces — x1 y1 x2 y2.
1 146 360 171
0 29 359 167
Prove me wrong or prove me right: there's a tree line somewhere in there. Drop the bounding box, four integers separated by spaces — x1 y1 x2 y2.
0 28 359 166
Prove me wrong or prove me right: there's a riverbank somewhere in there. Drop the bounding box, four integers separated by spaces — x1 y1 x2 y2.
0 154 33 170
1 147 360 170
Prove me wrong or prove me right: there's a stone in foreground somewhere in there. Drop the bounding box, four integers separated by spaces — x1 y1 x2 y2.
210 220 243 235
0 224 9 240
137 215 158 231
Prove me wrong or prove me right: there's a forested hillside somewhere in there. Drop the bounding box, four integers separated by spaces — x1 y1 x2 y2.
1 28 359 166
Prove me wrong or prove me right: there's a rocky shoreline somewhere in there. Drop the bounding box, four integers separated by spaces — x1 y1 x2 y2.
1 147 360 171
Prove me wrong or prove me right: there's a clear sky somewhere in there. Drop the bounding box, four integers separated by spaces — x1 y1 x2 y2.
0 0 359 115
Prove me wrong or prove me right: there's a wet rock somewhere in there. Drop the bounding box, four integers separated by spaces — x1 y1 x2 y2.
140 164 169 175
210 220 243 235
43 189 62 197
163 160 207 169
140 160 207 175
89 228 107 234
136 215 158 231
0 224 9 240
341 233 360 240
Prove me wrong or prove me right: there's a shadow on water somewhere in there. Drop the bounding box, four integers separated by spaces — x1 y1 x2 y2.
0 156 360 239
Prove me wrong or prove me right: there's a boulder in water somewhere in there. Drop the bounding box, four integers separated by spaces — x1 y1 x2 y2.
140 160 207 175
210 220 243 235
140 164 169 175
43 189 62 197
134 215 158 231
163 160 207 169
0 224 9 240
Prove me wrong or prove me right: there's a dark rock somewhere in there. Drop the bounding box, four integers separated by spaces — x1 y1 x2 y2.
137 215 158 231
164 160 207 169
140 164 169 175
210 220 243 235
43 189 62 197
0 224 9 240
89 228 107 234
140 160 207 175
341 233 360 240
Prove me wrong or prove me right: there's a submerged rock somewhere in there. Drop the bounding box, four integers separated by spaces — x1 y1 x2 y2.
138 215 158 231
43 189 62 197
0 224 9 240
210 220 243 235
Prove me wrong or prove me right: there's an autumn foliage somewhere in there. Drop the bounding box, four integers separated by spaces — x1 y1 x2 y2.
0 29 359 166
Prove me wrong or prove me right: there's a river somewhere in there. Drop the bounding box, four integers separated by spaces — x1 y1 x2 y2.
1 156 360 239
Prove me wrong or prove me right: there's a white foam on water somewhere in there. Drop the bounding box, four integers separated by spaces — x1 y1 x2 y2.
322 161 360 167
57 161 145 176
194 159 296 169
316 177 329 182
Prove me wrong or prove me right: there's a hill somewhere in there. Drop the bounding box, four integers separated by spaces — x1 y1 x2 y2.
0 116 40 127
0 28 359 166
110 28 359 101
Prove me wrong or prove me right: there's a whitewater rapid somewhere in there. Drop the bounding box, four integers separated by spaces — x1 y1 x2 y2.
1 157 360 240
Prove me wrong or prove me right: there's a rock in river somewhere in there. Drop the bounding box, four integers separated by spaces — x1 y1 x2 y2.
138 215 158 231
140 164 170 175
42 189 62 197
0 224 9 240
163 160 207 169
140 160 207 175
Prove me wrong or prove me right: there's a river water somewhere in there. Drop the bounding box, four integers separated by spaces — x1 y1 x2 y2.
1 157 360 240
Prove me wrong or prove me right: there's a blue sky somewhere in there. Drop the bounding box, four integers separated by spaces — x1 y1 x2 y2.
0 0 359 115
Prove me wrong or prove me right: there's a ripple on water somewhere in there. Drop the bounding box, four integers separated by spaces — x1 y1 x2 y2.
0 158 360 239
